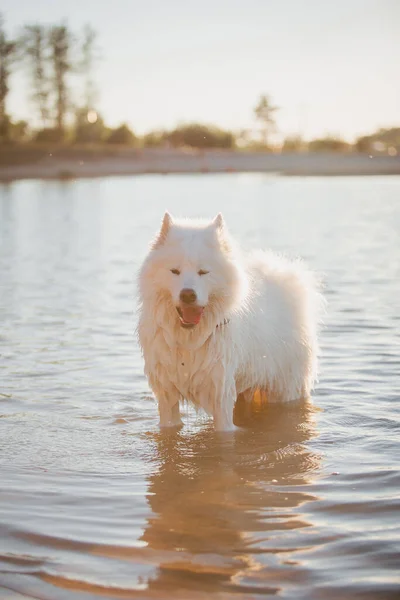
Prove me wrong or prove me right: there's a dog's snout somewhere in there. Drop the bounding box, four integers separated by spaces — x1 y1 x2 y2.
180 288 197 304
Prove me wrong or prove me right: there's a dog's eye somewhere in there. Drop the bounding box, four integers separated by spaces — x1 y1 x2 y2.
198 269 209 276
170 269 180 275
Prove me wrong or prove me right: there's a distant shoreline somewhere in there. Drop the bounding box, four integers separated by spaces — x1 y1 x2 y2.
0 147 399 182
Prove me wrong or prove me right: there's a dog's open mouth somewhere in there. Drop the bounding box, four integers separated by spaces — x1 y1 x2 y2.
176 305 204 328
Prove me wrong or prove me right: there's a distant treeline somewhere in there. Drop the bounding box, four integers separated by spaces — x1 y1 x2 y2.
0 15 399 156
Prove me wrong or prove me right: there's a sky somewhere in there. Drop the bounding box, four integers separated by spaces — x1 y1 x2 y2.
3 0 400 141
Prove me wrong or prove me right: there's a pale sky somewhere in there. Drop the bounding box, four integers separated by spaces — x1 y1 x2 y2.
3 0 400 140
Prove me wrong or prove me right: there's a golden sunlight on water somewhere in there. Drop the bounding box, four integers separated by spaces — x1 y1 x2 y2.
140 401 320 596
0 175 399 599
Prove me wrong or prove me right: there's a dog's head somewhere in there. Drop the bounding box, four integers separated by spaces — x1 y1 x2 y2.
139 212 246 329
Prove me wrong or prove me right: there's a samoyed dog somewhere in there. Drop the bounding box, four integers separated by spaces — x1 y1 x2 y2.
138 212 322 431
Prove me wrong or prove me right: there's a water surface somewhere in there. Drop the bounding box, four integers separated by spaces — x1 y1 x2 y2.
0 174 399 599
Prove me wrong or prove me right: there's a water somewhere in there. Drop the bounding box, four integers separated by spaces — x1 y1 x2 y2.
0 174 399 600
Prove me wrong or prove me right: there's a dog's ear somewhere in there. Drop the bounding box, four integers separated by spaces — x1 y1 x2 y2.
152 212 173 249
210 213 231 253
211 213 224 231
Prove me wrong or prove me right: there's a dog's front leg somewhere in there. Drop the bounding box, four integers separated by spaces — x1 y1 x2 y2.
148 374 182 428
158 397 182 428
212 378 237 432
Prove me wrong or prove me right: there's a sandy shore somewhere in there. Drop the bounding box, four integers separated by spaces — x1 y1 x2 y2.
0 148 399 181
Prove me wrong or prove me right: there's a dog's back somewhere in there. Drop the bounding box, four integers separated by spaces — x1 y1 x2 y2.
233 250 323 403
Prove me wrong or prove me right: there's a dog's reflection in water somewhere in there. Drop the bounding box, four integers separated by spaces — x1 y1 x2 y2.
141 398 321 596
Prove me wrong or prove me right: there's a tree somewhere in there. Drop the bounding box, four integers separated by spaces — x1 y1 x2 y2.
20 24 50 127
34 127 64 143
48 23 73 137
254 94 278 146
355 128 400 155
166 123 234 149
74 106 106 143
0 15 18 140
10 119 29 141
355 135 372 154
80 24 99 111
142 130 167 147
106 123 136 144
308 136 349 153
282 135 306 153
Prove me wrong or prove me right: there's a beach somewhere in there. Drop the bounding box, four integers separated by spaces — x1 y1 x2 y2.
0 147 399 181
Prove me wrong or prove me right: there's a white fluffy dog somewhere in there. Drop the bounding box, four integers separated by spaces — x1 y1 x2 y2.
138 212 322 431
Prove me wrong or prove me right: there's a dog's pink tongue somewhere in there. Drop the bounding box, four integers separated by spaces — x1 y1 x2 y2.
181 306 203 324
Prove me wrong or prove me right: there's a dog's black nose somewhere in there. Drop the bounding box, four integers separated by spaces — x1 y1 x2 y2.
180 288 197 304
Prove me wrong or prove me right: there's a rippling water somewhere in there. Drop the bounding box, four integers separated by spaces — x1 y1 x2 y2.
0 174 399 600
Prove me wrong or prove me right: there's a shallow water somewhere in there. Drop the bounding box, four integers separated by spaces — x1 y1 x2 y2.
0 174 399 600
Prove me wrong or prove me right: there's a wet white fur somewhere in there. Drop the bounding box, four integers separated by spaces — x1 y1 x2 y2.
138 213 323 431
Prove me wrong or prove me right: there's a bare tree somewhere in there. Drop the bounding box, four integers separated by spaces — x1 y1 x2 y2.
254 94 278 147
20 24 50 127
80 24 99 111
0 15 17 139
48 23 73 136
